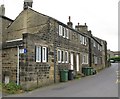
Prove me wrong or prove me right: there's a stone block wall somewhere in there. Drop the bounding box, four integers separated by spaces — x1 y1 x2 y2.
2 48 17 83
20 33 57 90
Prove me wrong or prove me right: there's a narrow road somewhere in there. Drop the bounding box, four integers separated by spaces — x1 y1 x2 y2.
5 63 118 97
0 92 1 99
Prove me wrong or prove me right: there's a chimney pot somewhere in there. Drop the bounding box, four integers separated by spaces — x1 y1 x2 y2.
67 16 73 28
24 0 33 10
0 5 5 16
69 16 71 22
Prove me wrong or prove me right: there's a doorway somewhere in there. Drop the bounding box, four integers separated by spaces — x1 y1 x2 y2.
76 54 79 71
70 53 74 70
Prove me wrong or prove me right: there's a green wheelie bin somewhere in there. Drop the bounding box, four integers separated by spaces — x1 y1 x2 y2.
60 70 68 82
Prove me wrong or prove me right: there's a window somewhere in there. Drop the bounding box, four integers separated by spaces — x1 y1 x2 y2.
98 44 100 50
80 35 87 45
84 37 87 45
66 28 69 39
35 46 48 62
58 50 61 63
58 49 69 63
61 50 64 63
65 51 68 63
59 25 62 36
82 53 88 64
59 25 69 39
100 46 102 51
99 57 102 64
80 35 83 44
36 46 42 62
94 56 97 64
93 40 96 47
63 27 66 38
42 47 47 62
83 55 86 63
98 44 102 51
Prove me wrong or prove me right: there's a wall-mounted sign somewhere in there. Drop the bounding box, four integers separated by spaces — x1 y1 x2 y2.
19 48 27 54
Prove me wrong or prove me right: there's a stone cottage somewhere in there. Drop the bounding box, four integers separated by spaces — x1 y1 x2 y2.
1 1 107 90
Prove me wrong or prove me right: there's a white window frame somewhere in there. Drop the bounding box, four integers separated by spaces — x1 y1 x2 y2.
84 37 87 45
83 36 85 45
59 25 62 36
80 35 87 45
94 56 98 64
86 54 88 63
82 36 84 45
65 51 68 63
61 50 64 63
100 46 102 51
82 53 88 64
93 40 96 47
98 44 99 50
58 50 61 63
42 47 47 62
63 27 66 38
83 55 86 63
66 28 69 39
98 44 101 51
80 35 83 44
36 46 42 62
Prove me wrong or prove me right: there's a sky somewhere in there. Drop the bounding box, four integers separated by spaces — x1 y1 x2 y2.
0 0 118 51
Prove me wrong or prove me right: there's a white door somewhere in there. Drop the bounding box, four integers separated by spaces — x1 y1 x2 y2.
70 53 74 70
5 76 9 84
76 54 79 71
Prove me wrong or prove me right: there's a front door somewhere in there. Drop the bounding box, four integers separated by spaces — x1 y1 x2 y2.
70 53 74 70
76 54 79 71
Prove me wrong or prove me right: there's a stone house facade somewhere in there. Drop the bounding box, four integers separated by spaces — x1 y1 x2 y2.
0 14 13 82
1 3 107 90
75 23 107 69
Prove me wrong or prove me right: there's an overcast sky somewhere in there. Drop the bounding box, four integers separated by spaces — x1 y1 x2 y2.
0 0 118 51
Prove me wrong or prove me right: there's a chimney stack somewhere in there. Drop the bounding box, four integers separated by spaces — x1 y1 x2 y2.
0 5 5 16
75 22 88 33
24 0 33 10
75 23 80 31
67 16 73 28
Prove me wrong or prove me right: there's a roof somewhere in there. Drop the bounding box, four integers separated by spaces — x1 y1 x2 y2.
0 15 13 22
93 36 107 46
28 8 91 38
2 40 23 49
5 7 106 45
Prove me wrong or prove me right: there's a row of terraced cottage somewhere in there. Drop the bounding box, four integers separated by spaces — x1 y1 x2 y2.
1 2 107 90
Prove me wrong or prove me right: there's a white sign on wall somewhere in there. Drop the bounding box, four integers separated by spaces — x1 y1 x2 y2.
19 49 27 54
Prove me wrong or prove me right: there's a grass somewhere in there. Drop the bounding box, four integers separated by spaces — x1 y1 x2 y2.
2 82 24 94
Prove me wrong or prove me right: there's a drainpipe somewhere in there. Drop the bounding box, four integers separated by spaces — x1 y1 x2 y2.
88 38 92 67
17 46 20 85
54 21 56 83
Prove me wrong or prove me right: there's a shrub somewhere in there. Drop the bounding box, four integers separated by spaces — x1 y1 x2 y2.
4 82 22 94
